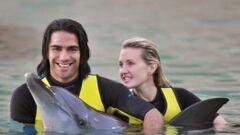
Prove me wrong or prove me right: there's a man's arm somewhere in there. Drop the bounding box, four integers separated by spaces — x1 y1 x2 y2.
97 76 163 123
214 115 227 125
23 124 37 135
10 84 36 123
143 108 164 129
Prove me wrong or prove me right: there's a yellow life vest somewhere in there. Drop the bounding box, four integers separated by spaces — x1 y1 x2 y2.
106 88 182 125
34 75 104 132
107 88 181 125
107 107 143 124
161 88 181 122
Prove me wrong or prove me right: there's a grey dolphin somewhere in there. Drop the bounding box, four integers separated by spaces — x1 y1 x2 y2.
25 73 127 134
25 72 229 133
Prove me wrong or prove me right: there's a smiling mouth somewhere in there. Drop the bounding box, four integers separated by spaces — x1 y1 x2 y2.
122 75 132 83
57 63 73 68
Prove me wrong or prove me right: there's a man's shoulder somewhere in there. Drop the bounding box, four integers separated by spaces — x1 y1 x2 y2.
95 74 122 85
13 83 30 97
91 74 128 91
15 83 28 91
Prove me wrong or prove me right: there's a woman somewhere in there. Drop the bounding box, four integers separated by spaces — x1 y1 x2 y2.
118 37 226 125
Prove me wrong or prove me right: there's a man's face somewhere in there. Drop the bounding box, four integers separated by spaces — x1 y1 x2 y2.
48 31 80 83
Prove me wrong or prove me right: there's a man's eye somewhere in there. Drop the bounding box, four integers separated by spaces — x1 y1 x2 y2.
71 48 79 52
69 47 79 52
51 47 61 51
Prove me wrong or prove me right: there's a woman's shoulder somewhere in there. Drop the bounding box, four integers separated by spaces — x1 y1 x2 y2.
161 87 198 99
172 87 201 102
172 87 191 93
172 87 188 91
161 87 192 94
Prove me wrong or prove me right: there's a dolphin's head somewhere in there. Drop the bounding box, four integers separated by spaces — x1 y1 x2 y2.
25 73 88 133
25 73 56 108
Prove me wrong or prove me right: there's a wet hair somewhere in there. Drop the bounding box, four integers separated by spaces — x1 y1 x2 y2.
121 37 170 88
37 18 90 78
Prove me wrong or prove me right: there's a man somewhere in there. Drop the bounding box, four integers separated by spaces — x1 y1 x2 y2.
10 18 163 133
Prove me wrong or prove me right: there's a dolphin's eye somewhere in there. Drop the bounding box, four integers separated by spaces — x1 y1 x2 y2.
73 114 87 127
77 119 86 127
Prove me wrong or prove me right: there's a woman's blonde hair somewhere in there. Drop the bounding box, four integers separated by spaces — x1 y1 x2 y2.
122 37 170 88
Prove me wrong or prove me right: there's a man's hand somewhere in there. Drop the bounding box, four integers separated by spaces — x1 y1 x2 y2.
143 108 164 133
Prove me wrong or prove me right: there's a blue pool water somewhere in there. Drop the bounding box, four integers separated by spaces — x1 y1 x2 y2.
0 0 240 134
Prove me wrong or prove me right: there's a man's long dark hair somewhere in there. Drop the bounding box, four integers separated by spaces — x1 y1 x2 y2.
37 18 91 78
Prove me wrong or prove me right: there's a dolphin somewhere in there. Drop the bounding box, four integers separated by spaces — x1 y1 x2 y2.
25 72 229 133
25 73 127 134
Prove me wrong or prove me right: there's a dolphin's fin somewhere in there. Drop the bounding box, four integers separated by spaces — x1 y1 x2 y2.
169 97 229 129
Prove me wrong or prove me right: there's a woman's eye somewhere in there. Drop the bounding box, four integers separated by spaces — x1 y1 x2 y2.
119 62 123 67
127 61 134 66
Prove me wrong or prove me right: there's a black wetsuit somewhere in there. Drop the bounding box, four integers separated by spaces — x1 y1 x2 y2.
149 87 201 115
10 74 154 124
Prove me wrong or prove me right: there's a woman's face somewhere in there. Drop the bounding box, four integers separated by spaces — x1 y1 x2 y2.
119 48 154 89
